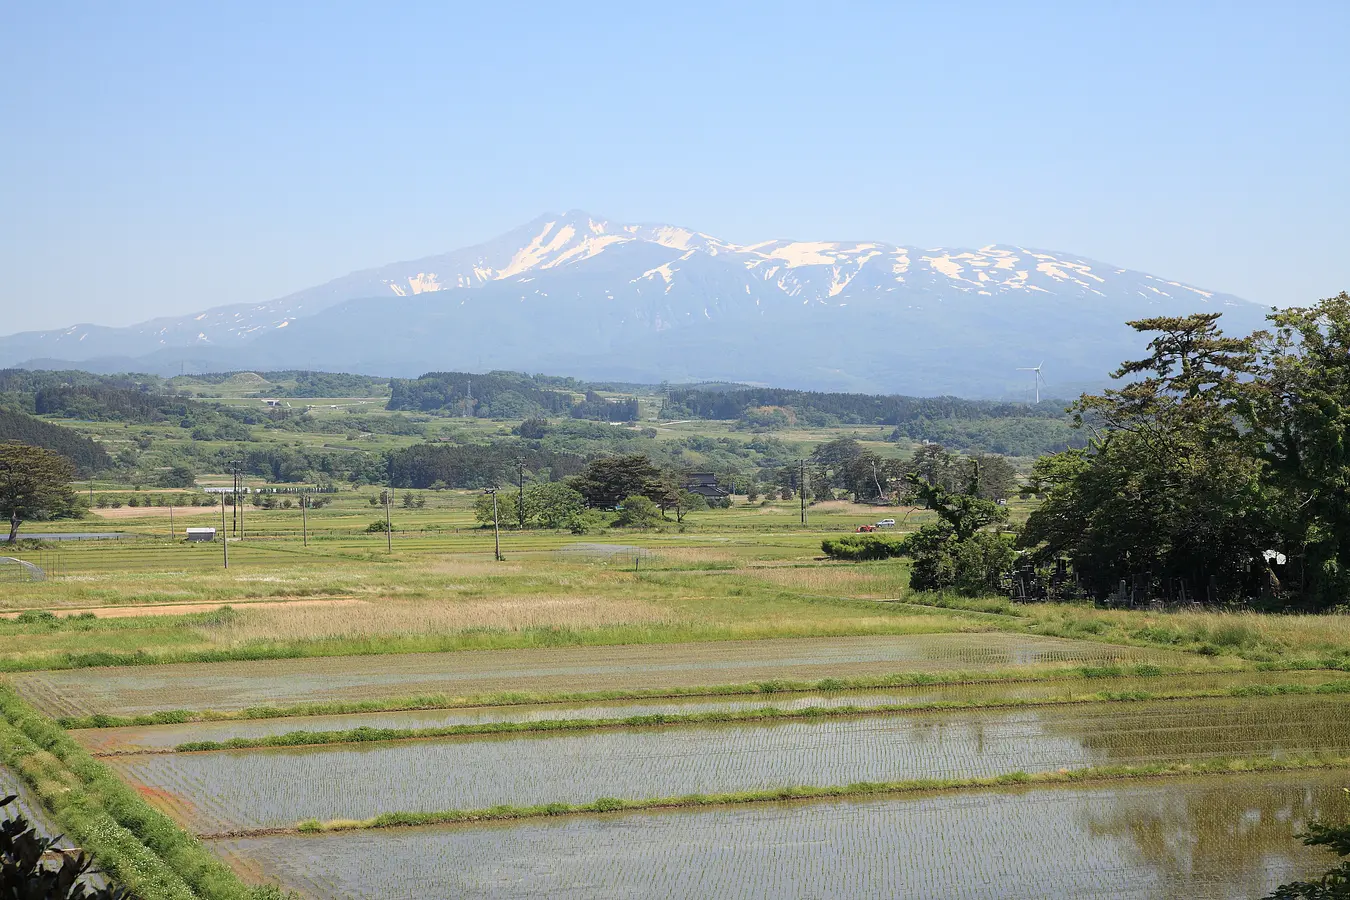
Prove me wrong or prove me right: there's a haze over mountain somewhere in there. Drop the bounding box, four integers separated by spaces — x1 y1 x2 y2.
0 212 1270 397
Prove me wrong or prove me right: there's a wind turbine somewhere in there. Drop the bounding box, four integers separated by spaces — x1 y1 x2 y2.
1017 362 1046 404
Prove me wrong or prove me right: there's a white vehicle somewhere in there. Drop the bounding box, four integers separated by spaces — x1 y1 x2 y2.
875 518 896 528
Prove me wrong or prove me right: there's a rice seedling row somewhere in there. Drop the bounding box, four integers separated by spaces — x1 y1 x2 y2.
70 669 1346 754
207 768 1350 900
0 762 64 839
14 633 1185 718
105 695 1350 834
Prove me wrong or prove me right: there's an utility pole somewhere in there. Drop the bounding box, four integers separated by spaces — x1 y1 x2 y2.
800 459 807 526
517 458 526 531
485 488 502 561
169 503 174 539
300 493 308 548
384 486 392 553
220 497 228 569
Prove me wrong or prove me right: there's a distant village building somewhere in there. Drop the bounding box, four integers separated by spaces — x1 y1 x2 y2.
684 473 730 501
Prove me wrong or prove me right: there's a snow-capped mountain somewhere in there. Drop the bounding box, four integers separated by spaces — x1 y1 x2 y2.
0 211 1270 396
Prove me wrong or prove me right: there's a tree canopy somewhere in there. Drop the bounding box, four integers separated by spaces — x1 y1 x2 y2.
0 442 78 542
1020 295 1350 608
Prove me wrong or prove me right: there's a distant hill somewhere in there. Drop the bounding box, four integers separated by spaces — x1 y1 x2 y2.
0 212 1274 397
0 408 110 473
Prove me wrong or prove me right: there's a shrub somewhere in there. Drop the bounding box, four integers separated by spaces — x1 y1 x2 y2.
0 795 131 899
613 495 660 528
820 534 908 561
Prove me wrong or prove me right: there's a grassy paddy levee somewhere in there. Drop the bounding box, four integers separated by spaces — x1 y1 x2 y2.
211 768 1350 900
103 694 1350 834
0 688 270 900
12 632 1188 719
66 670 1350 755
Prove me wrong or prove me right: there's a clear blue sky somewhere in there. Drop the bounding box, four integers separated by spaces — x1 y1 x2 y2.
2 0 1346 332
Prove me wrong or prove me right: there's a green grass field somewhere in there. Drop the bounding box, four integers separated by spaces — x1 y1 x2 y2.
5 407 1350 899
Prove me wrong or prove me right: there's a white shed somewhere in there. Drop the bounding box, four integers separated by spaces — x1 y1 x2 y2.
185 528 217 542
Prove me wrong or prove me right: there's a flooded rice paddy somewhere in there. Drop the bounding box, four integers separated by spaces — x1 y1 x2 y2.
108 695 1350 833
15 634 1187 718
210 768 1350 900
0 763 62 838
71 669 1348 755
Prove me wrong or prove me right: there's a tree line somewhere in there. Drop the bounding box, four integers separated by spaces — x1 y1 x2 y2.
386 372 640 421
1020 293 1350 610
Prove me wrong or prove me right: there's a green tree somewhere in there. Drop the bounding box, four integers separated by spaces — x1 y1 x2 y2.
518 417 550 439
0 796 132 900
901 468 1010 595
522 481 586 528
157 464 196 488
0 442 77 542
969 453 1017 501
569 454 662 508
1264 813 1350 899
1247 293 1350 607
810 437 864 491
473 491 518 527
613 494 660 528
1019 313 1272 601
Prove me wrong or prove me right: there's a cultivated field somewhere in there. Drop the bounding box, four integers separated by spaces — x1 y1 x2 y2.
4 498 1350 899
209 770 1350 900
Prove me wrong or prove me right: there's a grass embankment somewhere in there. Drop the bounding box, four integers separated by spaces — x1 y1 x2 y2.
163 678 1350 754
0 687 278 900
272 754 1350 838
0 561 979 671
902 595 1350 668
58 662 1228 729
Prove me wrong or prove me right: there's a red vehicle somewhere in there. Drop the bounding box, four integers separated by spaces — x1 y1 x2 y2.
856 524 878 533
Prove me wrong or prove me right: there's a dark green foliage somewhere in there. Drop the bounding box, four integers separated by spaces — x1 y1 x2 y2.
388 372 641 421
1020 312 1276 603
1264 814 1350 899
0 410 109 474
901 469 1011 595
569 454 662 508
1251 294 1350 608
386 442 586 490
613 494 660 528
0 688 272 900
820 534 908 560
156 466 195 489
663 386 1079 455
0 443 79 543
254 371 388 398
518 418 549 439
1 795 132 899
386 372 575 417
569 392 639 422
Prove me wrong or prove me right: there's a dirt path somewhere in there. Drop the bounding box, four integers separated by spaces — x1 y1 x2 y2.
1 597 366 620
91 506 218 519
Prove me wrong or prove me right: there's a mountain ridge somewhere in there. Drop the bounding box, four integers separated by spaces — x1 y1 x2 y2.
0 211 1271 397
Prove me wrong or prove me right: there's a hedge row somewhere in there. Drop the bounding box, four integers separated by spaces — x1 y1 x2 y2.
820 534 909 560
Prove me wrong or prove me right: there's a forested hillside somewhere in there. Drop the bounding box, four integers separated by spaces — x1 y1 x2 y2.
388 372 640 421
0 407 110 473
662 387 1079 456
